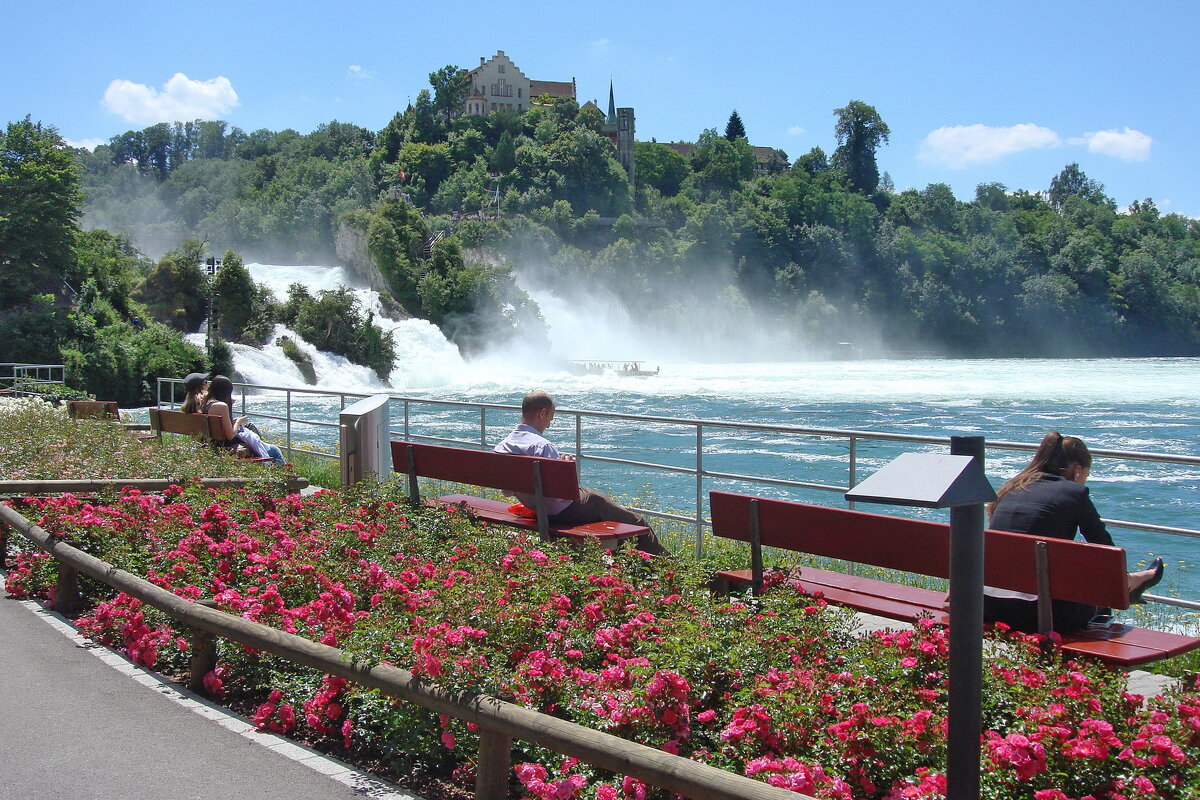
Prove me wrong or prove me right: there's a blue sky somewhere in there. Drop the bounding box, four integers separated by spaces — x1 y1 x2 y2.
7 1 1199 215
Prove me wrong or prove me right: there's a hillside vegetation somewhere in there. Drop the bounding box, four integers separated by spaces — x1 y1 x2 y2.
5 65 1200 403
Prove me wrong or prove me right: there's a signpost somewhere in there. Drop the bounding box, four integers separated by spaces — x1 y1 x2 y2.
845 436 995 800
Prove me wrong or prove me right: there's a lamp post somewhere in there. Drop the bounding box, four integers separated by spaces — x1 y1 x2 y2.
845 436 995 800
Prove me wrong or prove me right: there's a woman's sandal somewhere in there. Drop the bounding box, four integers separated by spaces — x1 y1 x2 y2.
1129 557 1164 604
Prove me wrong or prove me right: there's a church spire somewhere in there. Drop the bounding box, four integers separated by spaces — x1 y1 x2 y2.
606 80 617 125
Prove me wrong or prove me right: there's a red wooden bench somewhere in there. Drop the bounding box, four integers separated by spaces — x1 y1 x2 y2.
391 440 648 549
67 400 120 419
710 490 1200 668
149 408 272 463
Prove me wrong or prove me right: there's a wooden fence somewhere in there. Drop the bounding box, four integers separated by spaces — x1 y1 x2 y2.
0 500 810 800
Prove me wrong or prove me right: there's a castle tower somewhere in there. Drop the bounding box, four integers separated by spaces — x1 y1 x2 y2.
601 81 635 185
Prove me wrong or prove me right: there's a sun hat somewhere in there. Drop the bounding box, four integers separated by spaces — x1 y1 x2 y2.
183 373 208 392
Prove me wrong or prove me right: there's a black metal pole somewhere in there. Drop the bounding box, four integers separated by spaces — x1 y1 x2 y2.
947 435 985 800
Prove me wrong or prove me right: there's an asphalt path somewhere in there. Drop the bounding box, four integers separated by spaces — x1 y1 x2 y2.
0 580 413 800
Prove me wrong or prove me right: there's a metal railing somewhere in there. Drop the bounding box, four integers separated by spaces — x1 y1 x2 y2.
1 363 65 395
157 378 369 463
156 379 1200 611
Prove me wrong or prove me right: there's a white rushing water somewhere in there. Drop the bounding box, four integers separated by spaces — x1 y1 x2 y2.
233 263 1200 407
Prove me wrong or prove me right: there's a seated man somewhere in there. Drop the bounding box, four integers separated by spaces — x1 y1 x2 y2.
495 390 670 556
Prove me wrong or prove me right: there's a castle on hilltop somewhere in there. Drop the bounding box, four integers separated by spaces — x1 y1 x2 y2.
464 50 634 183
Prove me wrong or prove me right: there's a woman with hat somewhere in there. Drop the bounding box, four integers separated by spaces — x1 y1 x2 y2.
180 373 208 414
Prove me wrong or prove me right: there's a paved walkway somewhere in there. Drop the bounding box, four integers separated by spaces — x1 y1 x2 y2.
0 572 416 800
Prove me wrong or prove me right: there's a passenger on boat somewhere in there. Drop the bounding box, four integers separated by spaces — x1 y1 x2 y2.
983 431 1164 632
494 390 671 556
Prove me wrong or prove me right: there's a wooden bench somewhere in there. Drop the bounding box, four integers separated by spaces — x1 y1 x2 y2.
391 440 649 549
67 400 119 419
710 491 1200 667
149 408 271 462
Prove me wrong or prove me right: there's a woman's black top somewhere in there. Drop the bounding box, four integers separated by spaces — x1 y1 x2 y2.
985 472 1112 632
989 473 1113 546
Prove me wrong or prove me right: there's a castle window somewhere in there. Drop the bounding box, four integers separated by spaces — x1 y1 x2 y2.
499 64 506 74
517 88 522 97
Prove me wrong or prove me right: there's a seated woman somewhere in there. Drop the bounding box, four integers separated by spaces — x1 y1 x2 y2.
984 431 1164 633
180 373 208 413
202 375 286 466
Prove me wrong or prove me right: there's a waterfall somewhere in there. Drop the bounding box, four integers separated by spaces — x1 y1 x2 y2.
230 263 471 392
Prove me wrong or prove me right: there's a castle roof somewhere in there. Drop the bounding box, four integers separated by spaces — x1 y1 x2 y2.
529 79 575 99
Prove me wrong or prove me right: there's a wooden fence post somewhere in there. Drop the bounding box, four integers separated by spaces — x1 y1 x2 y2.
54 565 81 614
476 727 514 800
190 599 220 693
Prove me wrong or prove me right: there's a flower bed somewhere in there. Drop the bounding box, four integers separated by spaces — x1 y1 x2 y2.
6 482 1200 800
0 396 273 480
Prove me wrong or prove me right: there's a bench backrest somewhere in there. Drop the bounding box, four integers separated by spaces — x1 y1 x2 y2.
391 440 580 538
149 408 223 441
391 440 580 498
68 400 119 419
710 491 1129 610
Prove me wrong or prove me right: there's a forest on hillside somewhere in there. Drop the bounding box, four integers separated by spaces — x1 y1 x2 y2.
5 62 1200 404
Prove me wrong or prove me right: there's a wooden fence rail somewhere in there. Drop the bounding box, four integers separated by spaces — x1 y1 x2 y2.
0 502 809 800
0 477 310 495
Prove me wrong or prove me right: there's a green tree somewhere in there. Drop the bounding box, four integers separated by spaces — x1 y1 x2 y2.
490 130 517 173
832 100 890 194
429 65 470 124
634 142 689 196
133 239 209 331
724 110 747 141
281 284 394 378
1047 163 1110 211
690 128 756 195
0 117 84 309
211 249 256 340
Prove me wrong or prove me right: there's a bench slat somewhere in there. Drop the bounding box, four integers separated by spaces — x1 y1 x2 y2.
717 564 1199 667
1058 626 1200 667
437 494 646 545
392 441 580 500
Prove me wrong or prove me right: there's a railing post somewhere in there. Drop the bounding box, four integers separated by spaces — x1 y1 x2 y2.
403 400 410 440
54 564 81 614
481 407 487 448
475 728 513 800
189 599 220 692
695 424 704 557
846 435 858 575
847 435 858 509
286 390 293 458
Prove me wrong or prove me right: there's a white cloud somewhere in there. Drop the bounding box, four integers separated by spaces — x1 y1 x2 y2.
589 38 611 54
786 125 806 136
347 65 374 80
1071 127 1152 162
919 123 1060 168
65 137 105 151
102 73 239 125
